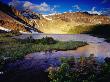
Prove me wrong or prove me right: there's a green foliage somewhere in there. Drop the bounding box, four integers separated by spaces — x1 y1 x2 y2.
85 24 110 38
68 25 95 34
60 57 75 63
35 36 58 45
48 56 110 82
68 24 110 35
98 57 110 82
0 33 87 69
85 24 110 42
68 24 110 42
18 36 57 44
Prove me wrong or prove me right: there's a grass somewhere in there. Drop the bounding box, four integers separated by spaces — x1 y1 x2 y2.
68 25 94 34
0 33 87 60
68 24 110 42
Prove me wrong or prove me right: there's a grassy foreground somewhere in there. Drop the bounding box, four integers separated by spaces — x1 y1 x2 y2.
0 33 87 65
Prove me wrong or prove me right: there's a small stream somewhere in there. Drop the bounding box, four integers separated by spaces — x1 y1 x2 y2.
0 34 110 82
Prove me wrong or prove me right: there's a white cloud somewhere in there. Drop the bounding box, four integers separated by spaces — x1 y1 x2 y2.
69 10 72 12
50 5 59 13
36 2 50 12
23 1 32 8
87 7 102 15
91 7 96 11
9 0 58 14
72 5 81 11
101 8 110 16
9 0 20 7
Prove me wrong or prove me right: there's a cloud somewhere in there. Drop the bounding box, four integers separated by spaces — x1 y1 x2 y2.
23 1 32 9
69 10 72 12
9 0 24 9
101 8 110 16
102 0 109 4
72 5 81 11
50 5 59 13
91 7 96 11
9 0 58 14
9 0 19 6
87 7 102 15
90 7 110 16
34 2 50 12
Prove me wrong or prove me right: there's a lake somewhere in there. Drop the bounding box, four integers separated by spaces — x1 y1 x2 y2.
1 34 110 82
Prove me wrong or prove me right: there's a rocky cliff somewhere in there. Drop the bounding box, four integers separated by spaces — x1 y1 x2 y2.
0 1 41 33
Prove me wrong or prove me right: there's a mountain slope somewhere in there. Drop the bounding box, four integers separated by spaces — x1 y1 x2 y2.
0 1 41 33
35 12 110 34
0 1 110 34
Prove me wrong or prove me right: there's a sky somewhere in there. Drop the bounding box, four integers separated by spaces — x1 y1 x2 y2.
1 0 110 15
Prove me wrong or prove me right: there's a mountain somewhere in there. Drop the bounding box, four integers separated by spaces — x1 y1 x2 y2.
0 1 110 34
21 9 43 19
35 12 110 34
0 1 41 33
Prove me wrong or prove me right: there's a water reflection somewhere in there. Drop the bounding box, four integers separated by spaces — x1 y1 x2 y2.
25 43 110 60
75 43 110 58
14 34 110 58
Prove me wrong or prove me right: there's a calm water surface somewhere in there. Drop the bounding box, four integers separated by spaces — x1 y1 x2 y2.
15 34 110 58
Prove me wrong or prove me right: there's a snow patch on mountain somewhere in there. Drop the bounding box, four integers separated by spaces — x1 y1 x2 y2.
0 26 11 32
42 15 52 20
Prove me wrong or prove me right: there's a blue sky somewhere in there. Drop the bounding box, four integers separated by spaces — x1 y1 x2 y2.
1 0 110 15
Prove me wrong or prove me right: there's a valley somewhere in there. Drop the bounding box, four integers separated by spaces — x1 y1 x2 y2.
0 33 110 82
0 1 110 82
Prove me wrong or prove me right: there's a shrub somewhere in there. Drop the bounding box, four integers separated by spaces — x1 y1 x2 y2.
36 36 57 45
48 56 110 82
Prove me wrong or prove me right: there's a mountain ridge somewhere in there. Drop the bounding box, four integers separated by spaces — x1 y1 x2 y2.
35 12 110 34
0 1 42 33
0 1 110 34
